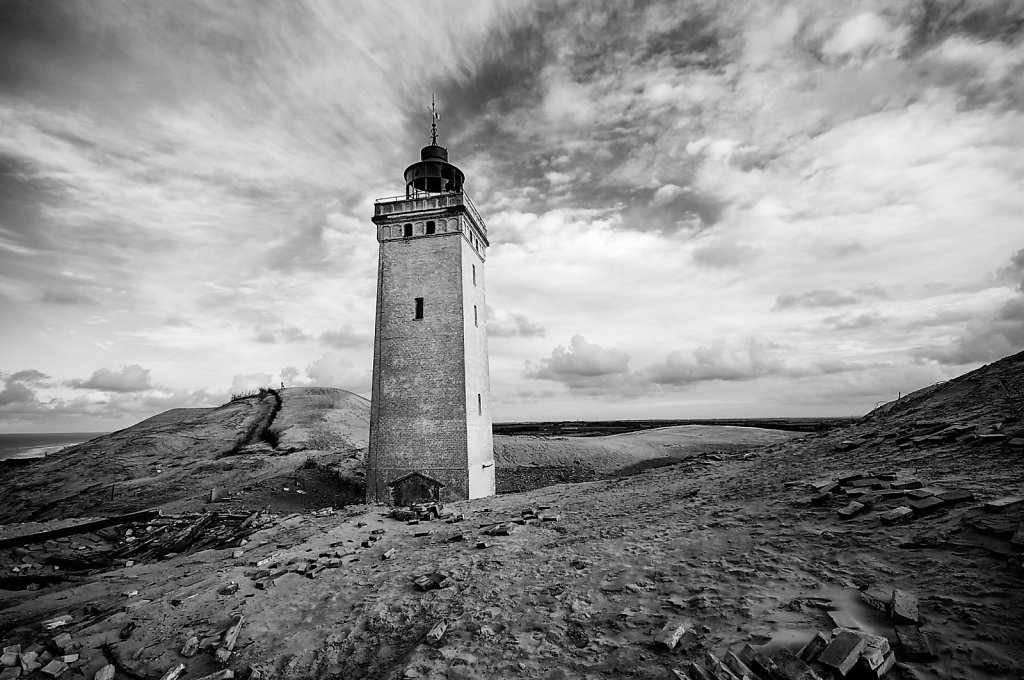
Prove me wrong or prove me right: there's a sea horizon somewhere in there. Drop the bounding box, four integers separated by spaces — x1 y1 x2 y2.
0 431 109 462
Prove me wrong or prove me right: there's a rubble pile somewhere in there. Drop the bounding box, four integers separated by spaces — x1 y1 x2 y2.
674 586 931 679
1 511 273 589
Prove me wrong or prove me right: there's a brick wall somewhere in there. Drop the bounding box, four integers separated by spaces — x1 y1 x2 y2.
366 201 494 503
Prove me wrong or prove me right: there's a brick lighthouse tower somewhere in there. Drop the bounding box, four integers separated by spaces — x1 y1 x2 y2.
366 104 495 504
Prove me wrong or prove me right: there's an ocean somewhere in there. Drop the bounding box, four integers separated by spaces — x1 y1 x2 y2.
0 432 107 462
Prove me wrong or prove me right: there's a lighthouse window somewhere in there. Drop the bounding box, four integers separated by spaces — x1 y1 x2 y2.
426 221 435 234
414 297 424 320
477 393 482 416
403 223 413 237
474 305 478 327
472 264 476 285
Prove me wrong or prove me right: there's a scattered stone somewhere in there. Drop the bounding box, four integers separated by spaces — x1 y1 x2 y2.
414 530 431 537
686 662 715 680
837 502 867 519
158 663 186 680
827 611 860 630
232 550 244 559
772 649 823 680
723 650 757 680
219 582 239 596
371 529 385 535
909 497 945 516
738 645 782 680
856 652 895 679
193 671 234 680
2 647 19 656
413 572 452 591
449 533 465 542
850 478 883 489
818 630 866 676
811 480 838 493
93 665 115 680
382 548 396 560
837 472 865 484
1011 522 1024 548
181 636 199 657
798 632 831 663
425 620 448 646
475 541 490 549
890 480 924 490
938 489 974 505
878 489 905 500
41 660 68 678
541 515 560 522
880 507 913 525
655 621 687 650
0 654 17 668
891 589 919 624
860 586 893 611
894 625 935 661
0 668 20 680
905 489 934 500
215 616 244 664
983 496 1024 513
809 493 832 506
20 652 39 674
119 622 136 640
58 655 77 664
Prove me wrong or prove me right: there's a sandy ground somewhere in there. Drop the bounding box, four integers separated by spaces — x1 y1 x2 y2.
2 428 1022 680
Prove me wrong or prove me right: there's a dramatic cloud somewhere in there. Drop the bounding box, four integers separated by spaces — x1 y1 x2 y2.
488 310 546 338
68 365 152 393
526 335 631 389
0 380 35 406
1 0 1023 429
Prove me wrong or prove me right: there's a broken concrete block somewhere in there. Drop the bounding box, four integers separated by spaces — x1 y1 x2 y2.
983 496 1024 512
703 652 738 680
850 478 883 489
890 479 923 490
1011 522 1024 548
818 630 866 676
41 660 68 678
811 480 838 493
426 620 448 646
880 506 913 525
738 645 782 680
19 653 39 674
215 615 244 664
772 649 823 680
158 663 186 680
2 648 19 656
827 611 860 630
0 655 17 669
0 668 20 680
837 472 865 484
859 586 893 611
93 665 115 680
837 502 867 519
723 651 756 680
218 582 239 596
894 625 935 661
938 490 974 505
655 621 687 650
382 548 396 560
878 489 905 500
855 651 895 679
891 589 919 624
181 636 199 657
809 493 832 506
58 655 77 664
909 496 945 516
798 632 831 663
687 662 715 680
541 515 560 522
475 541 490 549
192 671 234 680
905 488 934 499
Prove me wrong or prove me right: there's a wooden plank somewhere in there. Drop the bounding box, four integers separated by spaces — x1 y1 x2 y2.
0 509 161 550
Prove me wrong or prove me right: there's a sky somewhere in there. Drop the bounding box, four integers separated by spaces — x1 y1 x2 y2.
1 0 1023 433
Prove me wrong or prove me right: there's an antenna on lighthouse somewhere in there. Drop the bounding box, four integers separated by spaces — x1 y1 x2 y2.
428 94 440 146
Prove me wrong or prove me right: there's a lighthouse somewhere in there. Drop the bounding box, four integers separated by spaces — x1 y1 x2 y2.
365 107 495 504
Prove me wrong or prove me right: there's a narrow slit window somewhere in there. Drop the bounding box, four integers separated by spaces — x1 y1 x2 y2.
477 393 482 416
414 297 424 320
472 264 476 285
426 220 435 234
404 223 413 237
473 305 478 327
